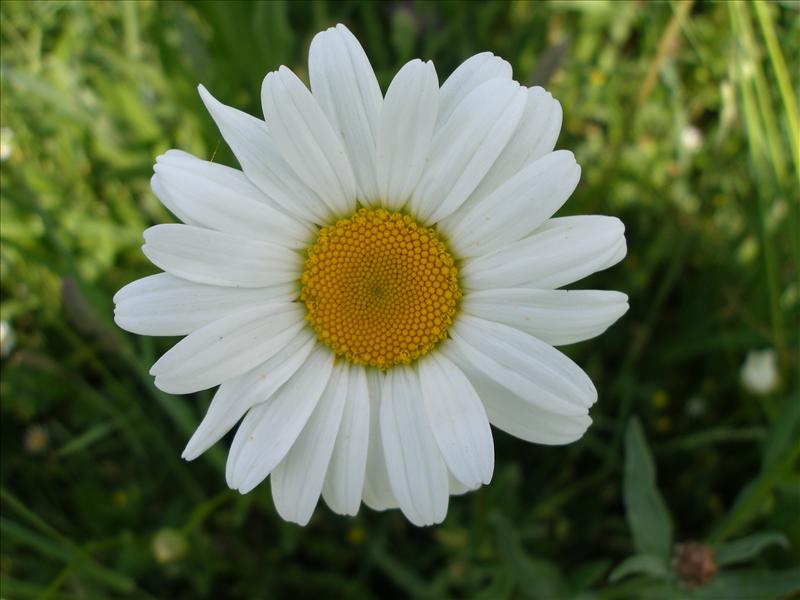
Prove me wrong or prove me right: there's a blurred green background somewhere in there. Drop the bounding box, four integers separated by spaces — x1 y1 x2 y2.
1 1 798 598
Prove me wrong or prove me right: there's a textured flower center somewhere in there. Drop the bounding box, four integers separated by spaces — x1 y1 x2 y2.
301 208 460 369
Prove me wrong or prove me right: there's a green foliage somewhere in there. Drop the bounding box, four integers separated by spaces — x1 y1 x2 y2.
623 417 673 562
1 0 798 598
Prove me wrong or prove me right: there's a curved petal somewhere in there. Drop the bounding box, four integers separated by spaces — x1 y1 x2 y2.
261 67 357 218
443 151 580 257
375 59 439 211
153 150 314 249
362 369 398 510
444 341 592 445
309 24 382 202
142 224 302 288
322 364 369 516
114 273 295 337
461 216 627 291
408 78 527 225
418 353 494 488
463 288 629 346
181 329 316 460
453 86 563 220
197 85 328 224
448 314 597 416
225 344 334 493
150 302 305 394
437 52 512 129
381 366 449 526
271 363 350 525
150 174 199 226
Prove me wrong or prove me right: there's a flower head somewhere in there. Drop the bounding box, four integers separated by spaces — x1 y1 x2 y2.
740 348 779 395
114 24 628 526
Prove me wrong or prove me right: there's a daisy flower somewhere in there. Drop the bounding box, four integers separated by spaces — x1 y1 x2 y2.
114 24 628 526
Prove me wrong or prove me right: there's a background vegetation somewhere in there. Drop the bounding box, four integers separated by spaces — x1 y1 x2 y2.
1 1 798 598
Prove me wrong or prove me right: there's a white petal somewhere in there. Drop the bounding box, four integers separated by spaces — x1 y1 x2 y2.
197 85 328 224
153 150 314 249
181 329 316 460
322 364 369 516
271 363 350 525
225 344 334 493
449 472 476 496
309 24 382 202
381 367 449 526
114 273 295 337
443 151 580 257
461 216 627 290
418 353 494 488
409 78 527 225
463 288 629 346
375 59 439 211
142 224 302 288
150 303 305 394
449 314 596 416
445 342 592 445
454 86 563 219
151 174 199 226
261 67 357 218
437 52 512 129
362 369 398 510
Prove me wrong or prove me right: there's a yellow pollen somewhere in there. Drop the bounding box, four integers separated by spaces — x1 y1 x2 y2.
301 208 461 369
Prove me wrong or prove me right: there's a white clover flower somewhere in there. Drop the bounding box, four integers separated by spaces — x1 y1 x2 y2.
740 349 779 396
0 320 16 358
114 24 628 526
680 125 703 153
0 127 13 162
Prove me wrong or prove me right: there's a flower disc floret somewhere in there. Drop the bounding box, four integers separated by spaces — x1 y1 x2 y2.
301 208 460 368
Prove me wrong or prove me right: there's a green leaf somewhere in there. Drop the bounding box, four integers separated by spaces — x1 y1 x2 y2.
715 531 789 567
609 554 668 583
691 568 800 600
624 418 674 561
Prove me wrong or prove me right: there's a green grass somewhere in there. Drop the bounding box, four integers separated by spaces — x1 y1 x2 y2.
1 1 798 598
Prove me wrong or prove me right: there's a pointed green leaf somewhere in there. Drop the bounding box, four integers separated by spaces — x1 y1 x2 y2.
624 418 674 560
609 554 668 583
715 531 789 567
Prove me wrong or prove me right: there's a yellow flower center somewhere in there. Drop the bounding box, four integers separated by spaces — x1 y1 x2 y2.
301 208 461 369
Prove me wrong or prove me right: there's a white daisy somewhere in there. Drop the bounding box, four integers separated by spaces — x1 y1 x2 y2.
114 24 628 526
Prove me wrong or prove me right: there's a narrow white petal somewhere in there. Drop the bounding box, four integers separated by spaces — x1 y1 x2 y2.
437 52 512 129
261 67 357 218
150 303 305 394
443 151 580 257
151 174 199 226
362 369 398 510
114 273 295 337
381 367 449 526
454 86 563 220
418 353 494 488
449 314 597 416
461 216 627 290
445 341 592 444
449 472 476 496
375 59 439 211
271 363 350 525
322 365 369 516
181 329 316 460
197 85 328 224
309 24 382 201
463 288 629 346
142 224 302 288
153 150 314 249
226 344 334 493
409 78 527 225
